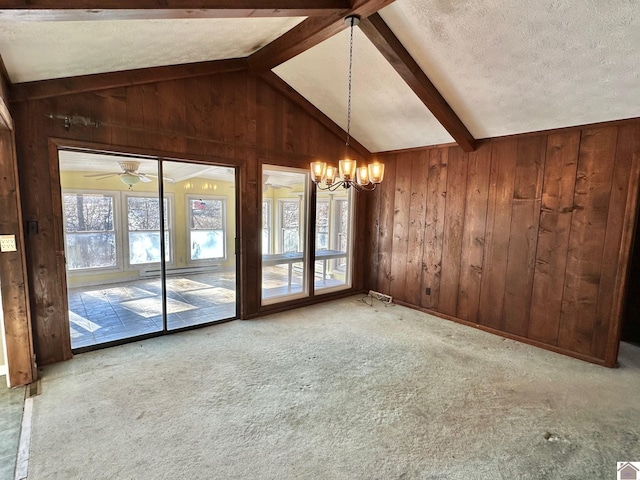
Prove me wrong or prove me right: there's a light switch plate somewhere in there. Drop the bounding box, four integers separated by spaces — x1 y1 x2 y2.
0 235 17 252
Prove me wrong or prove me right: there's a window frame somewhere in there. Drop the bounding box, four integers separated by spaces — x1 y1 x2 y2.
123 191 174 270
62 188 122 275
262 198 273 255
186 194 228 264
313 189 354 294
278 197 303 254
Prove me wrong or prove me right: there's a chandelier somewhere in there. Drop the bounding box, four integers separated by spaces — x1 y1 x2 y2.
310 15 385 192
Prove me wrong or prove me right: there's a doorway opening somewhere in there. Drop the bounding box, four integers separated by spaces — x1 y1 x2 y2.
621 197 640 346
58 149 238 351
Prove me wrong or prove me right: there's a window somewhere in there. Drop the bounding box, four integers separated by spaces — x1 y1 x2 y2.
316 200 330 250
280 199 301 253
63 192 117 270
262 166 309 304
126 195 171 265
334 199 350 270
314 191 353 292
262 200 272 255
188 196 226 261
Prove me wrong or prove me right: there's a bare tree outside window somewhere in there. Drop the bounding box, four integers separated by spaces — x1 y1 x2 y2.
316 201 329 250
63 193 117 270
127 196 170 264
189 198 225 260
281 200 300 253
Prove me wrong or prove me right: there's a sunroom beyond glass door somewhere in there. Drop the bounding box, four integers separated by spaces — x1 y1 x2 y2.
314 188 353 292
60 152 163 349
261 165 309 304
164 161 237 330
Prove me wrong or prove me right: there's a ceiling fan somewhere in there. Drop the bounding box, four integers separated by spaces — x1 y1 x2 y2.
84 161 154 188
263 174 292 190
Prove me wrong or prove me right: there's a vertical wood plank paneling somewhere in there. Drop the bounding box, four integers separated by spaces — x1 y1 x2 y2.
438 147 467 316
389 157 412 302
17 99 73 365
184 76 212 156
125 86 146 149
141 83 159 148
593 124 640 359
457 143 491 322
0 129 35 387
377 154 396 295
236 74 259 316
558 127 618 355
108 88 128 147
404 151 429 305
364 184 381 292
90 91 113 145
420 147 448 309
157 80 186 154
502 136 545 336
210 75 228 159
528 131 580 344
478 139 518 329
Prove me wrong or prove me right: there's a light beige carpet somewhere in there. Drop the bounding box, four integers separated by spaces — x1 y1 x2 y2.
27 297 640 479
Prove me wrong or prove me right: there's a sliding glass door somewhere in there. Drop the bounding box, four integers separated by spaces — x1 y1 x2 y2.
260 164 354 305
162 160 237 330
59 150 237 350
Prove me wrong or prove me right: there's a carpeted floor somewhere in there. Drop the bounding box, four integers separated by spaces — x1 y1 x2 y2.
26 296 640 479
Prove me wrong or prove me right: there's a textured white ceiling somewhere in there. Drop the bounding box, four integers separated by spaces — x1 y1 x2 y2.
2 1 640 151
274 27 454 153
0 17 304 83
380 0 640 139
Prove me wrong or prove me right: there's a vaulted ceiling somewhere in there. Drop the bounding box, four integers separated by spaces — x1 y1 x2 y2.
1 0 638 154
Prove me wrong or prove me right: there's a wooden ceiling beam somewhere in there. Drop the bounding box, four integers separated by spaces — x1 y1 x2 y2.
260 71 371 161
359 13 476 152
248 0 396 72
0 1 350 20
10 58 248 103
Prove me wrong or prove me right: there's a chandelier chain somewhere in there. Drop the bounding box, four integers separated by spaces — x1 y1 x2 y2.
345 16 355 153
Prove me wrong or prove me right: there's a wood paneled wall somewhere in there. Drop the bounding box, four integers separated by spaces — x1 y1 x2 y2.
0 77 35 387
367 122 640 366
12 71 366 365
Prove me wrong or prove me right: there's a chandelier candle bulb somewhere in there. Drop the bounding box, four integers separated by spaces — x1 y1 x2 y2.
339 159 357 181
325 165 338 185
368 162 385 184
311 161 327 183
356 165 370 185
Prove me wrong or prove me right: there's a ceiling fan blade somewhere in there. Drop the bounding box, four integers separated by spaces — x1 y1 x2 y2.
145 174 175 183
93 174 121 181
84 172 121 178
138 174 152 183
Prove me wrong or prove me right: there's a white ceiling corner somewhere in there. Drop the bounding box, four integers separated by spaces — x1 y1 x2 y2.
1 0 639 151
273 27 454 153
379 0 640 139
0 17 305 83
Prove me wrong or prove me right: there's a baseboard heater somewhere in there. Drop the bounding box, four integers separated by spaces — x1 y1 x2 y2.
138 265 219 279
